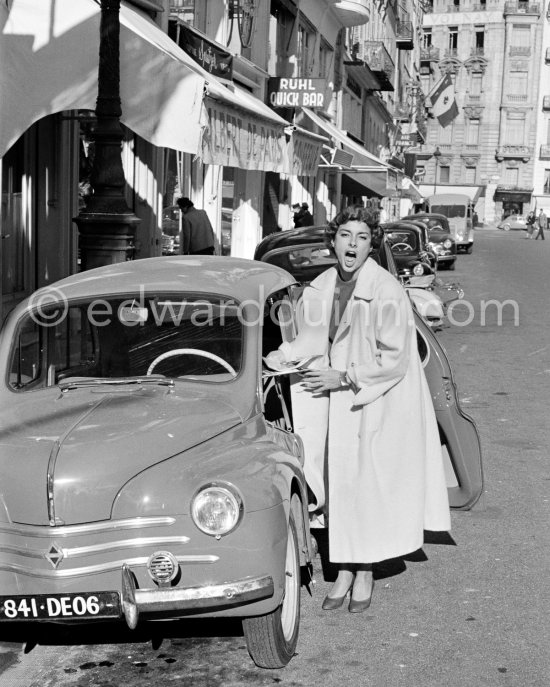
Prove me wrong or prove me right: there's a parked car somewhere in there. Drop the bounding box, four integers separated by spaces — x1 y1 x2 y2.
382 221 437 277
255 226 483 511
161 205 180 255
0 257 315 669
497 214 527 231
406 213 457 270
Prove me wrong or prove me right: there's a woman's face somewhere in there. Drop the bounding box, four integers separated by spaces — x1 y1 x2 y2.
332 220 372 278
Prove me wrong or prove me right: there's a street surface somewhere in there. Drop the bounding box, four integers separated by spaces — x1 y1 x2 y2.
0 226 549 686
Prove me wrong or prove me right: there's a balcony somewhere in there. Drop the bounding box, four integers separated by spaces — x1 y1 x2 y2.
505 93 528 103
472 3 488 9
543 96 550 110
420 46 440 61
471 47 485 56
396 19 414 49
331 0 370 27
495 145 533 161
444 48 459 58
465 94 483 105
540 145 550 159
359 41 395 91
509 45 531 56
504 1 540 15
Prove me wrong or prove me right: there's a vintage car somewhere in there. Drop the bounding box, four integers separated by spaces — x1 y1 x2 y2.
161 205 181 255
0 257 315 669
382 221 437 278
497 214 527 231
406 213 457 270
254 226 483 512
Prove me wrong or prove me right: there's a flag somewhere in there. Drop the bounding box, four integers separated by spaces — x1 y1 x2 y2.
428 74 459 128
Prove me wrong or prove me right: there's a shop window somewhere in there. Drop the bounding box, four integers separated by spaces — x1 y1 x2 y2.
543 170 550 194
439 166 450 183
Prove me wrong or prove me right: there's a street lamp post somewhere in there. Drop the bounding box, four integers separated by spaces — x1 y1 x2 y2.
73 0 141 271
432 146 442 196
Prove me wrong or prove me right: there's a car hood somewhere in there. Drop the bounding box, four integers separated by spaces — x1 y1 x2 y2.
0 384 243 526
428 229 452 242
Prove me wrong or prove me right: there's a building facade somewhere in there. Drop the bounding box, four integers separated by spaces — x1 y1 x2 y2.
416 0 544 223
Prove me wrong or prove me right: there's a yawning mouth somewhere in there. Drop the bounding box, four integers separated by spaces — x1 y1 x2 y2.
344 250 357 266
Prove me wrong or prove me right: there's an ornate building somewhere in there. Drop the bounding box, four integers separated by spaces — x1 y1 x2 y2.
415 0 544 222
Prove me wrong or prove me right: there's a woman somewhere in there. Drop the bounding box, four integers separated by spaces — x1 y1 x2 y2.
267 205 451 613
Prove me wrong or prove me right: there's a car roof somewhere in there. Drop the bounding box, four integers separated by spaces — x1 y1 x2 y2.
408 213 448 222
21 257 296 304
254 226 327 261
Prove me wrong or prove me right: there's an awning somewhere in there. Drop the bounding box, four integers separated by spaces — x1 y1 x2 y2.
284 126 329 177
301 108 388 170
341 170 399 198
401 177 423 202
419 184 484 203
493 186 532 203
0 0 288 170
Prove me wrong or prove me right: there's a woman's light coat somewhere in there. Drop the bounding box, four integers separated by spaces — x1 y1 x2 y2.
280 258 451 563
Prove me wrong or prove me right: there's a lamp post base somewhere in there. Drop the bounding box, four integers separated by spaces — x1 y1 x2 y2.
74 212 141 271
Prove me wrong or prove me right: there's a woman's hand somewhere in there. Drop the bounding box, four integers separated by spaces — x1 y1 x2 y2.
300 369 346 392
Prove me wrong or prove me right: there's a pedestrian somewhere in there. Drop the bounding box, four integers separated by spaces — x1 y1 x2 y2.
534 208 547 240
292 202 314 228
526 210 536 239
176 197 216 255
299 202 314 227
266 205 451 613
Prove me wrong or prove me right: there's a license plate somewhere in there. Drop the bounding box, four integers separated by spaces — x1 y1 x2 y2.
0 592 121 621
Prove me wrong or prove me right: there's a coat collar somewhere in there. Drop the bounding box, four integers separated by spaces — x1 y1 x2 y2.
309 257 379 301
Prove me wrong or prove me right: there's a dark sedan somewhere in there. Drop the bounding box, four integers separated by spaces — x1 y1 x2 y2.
255 226 483 510
382 221 436 280
407 213 457 270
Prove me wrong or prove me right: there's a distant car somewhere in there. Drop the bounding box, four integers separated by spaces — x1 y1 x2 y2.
497 214 527 231
255 226 483 512
0 257 315 669
406 213 457 270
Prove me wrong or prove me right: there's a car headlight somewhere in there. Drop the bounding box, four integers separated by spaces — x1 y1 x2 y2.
191 483 243 537
431 243 443 254
413 263 425 276
443 239 453 249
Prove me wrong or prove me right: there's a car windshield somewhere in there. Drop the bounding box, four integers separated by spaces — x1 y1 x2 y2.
9 294 244 391
385 230 418 252
419 218 450 233
431 205 466 219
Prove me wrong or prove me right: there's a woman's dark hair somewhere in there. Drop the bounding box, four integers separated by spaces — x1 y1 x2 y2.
325 204 383 251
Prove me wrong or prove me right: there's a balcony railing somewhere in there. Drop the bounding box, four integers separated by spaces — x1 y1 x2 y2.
495 145 533 161
466 94 482 103
509 45 531 56
471 47 485 56
543 96 550 110
444 48 459 57
472 3 488 9
504 1 540 15
446 5 461 11
360 41 395 91
540 145 550 160
396 19 414 49
505 93 528 103
420 46 440 61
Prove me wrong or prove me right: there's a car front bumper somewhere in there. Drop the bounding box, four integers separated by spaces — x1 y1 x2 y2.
121 565 274 628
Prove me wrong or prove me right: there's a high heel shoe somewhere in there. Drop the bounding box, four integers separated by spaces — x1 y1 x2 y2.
348 579 374 613
322 580 354 610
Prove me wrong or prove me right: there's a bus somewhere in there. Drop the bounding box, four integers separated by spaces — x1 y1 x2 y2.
423 193 475 254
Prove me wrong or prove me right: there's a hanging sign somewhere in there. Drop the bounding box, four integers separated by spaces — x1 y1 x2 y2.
176 23 233 80
268 78 328 109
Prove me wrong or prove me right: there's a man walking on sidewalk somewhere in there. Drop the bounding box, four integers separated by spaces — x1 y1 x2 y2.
177 197 216 255
534 209 547 240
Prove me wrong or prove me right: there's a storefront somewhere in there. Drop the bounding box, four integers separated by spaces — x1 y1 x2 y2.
493 186 533 219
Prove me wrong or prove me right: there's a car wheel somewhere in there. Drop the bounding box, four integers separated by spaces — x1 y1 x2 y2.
502 224 511 231
243 510 300 668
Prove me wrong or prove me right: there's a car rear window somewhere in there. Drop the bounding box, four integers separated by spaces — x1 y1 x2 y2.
9 294 244 390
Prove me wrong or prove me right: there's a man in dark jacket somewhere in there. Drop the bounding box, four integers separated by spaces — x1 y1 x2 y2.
176 197 216 255
292 202 314 228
